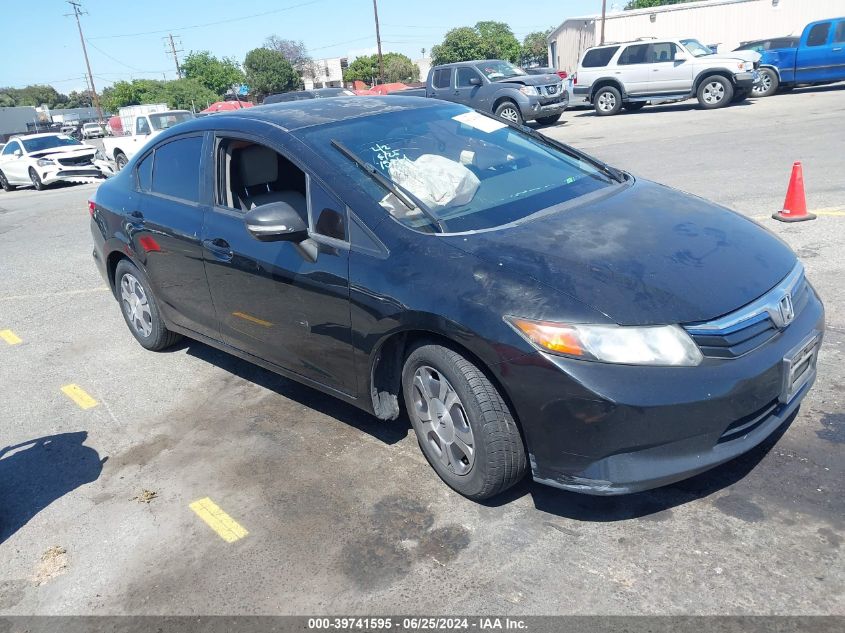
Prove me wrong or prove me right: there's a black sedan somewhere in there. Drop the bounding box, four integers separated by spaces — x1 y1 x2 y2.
89 96 824 500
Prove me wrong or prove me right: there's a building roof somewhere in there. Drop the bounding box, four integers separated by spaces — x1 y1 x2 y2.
548 0 757 42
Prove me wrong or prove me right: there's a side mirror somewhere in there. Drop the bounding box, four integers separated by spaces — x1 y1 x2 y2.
13 149 22 158
244 201 308 242
674 51 689 62
469 77 482 86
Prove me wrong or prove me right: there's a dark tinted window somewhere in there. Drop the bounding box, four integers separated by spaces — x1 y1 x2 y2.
807 22 831 46
618 44 649 65
456 67 481 87
136 153 153 192
433 68 452 89
582 46 619 67
773 37 800 48
834 21 845 43
151 136 203 202
310 178 346 240
649 42 677 62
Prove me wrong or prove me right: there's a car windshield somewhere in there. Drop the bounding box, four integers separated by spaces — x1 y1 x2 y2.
475 61 527 81
681 39 713 57
148 111 193 131
302 105 616 233
20 135 83 152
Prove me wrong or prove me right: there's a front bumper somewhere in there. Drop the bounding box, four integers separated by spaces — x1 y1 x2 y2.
521 93 569 120
735 70 761 90
38 159 115 185
496 287 824 495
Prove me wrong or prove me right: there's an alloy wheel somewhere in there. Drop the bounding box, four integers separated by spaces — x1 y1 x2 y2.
753 73 772 96
120 273 153 338
597 91 616 112
703 81 725 104
499 107 519 123
412 366 475 476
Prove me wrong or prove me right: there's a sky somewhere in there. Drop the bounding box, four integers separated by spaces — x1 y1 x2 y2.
0 0 610 93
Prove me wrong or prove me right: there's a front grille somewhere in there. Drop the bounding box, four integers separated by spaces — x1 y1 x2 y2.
57 169 102 177
58 155 93 166
688 314 779 358
717 398 779 443
544 84 559 96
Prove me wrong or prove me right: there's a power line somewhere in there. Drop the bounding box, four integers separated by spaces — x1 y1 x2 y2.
85 38 148 72
89 0 326 40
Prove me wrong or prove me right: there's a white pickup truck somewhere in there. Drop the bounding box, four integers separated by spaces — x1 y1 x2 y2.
102 109 194 170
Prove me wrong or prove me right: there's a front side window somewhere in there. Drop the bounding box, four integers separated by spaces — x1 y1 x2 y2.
302 105 616 233
151 136 202 202
309 178 346 241
456 67 481 87
649 42 677 63
807 22 831 47
618 44 649 65
136 117 151 135
475 61 526 81
20 135 81 153
581 46 619 68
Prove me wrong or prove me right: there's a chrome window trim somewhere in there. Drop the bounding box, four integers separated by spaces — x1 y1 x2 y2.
685 262 805 334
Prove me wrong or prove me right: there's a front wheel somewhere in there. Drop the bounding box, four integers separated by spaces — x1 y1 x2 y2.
115 152 128 171
594 86 622 116
535 113 561 126
697 76 734 109
29 168 44 191
494 101 523 126
752 68 779 98
114 260 182 351
402 342 527 500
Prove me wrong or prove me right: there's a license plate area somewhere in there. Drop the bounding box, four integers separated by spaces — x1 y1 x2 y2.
780 332 820 404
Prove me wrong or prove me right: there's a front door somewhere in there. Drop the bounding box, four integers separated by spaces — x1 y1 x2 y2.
202 134 356 395
796 21 835 82
647 42 692 93
453 67 485 108
131 134 218 338
0 140 27 183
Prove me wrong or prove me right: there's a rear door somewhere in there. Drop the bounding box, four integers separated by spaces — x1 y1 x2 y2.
429 67 454 101
131 134 218 338
796 21 834 82
647 42 692 93
616 43 652 95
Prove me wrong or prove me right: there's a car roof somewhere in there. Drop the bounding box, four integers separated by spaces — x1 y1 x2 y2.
433 59 511 68
11 132 65 140
199 95 445 132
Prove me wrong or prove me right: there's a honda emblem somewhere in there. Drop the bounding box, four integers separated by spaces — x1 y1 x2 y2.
778 293 795 327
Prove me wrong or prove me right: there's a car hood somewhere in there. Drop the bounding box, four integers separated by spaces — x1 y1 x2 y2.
444 179 796 326
497 74 560 86
28 146 96 160
728 49 762 64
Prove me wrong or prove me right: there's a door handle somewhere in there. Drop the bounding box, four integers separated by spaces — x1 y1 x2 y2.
203 238 233 262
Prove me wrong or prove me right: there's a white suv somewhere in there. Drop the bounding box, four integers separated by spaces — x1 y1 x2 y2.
573 38 761 116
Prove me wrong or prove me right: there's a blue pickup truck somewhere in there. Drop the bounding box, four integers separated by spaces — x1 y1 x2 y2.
754 17 845 97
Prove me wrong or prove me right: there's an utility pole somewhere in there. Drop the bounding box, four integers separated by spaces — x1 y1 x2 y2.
165 33 183 79
66 1 103 123
372 0 384 84
600 0 607 45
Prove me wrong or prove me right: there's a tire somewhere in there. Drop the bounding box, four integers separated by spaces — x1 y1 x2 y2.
494 101 523 126
535 113 561 126
114 259 182 351
28 168 44 191
623 101 646 112
115 151 128 171
0 170 15 192
732 88 749 103
593 86 622 116
752 67 779 98
402 342 527 500
697 75 733 109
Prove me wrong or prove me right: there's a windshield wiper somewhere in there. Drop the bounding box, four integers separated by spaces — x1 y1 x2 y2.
331 139 446 233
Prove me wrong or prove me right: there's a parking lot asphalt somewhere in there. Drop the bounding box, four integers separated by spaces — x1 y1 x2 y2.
0 87 843 616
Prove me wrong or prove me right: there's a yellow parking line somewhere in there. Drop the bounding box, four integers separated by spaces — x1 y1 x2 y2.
0 329 22 345
61 384 99 410
189 497 248 543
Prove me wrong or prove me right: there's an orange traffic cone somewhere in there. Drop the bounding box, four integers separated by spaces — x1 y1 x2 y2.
772 162 816 222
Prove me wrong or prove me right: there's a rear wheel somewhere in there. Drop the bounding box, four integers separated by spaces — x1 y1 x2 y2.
752 68 779 98
697 76 733 109
0 170 15 192
535 113 562 126
28 168 44 191
623 101 646 112
594 86 622 116
494 101 523 126
114 260 182 351
115 151 128 171
402 342 527 500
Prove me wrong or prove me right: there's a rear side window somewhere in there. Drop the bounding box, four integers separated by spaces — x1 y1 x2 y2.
834 22 845 43
136 153 153 192
433 68 452 89
582 46 619 67
151 136 203 202
807 22 831 46
618 44 649 65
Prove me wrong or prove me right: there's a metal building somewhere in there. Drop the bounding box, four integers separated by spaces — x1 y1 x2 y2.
547 0 845 74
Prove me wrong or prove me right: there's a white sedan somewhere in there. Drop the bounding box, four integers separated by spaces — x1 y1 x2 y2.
0 133 114 191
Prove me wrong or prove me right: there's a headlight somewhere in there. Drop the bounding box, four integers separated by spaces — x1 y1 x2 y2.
36 158 55 166
505 317 703 366
518 85 539 96
94 150 106 161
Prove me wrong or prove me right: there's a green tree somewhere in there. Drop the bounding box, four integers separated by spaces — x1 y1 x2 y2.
6 84 64 108
475 21 521 63
182 51 245 96
521 30 552 66
625 0 695 9
431 27 486 65
62 90 93 109
243 47 299 100
344 52 419 84
160 78 219 110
